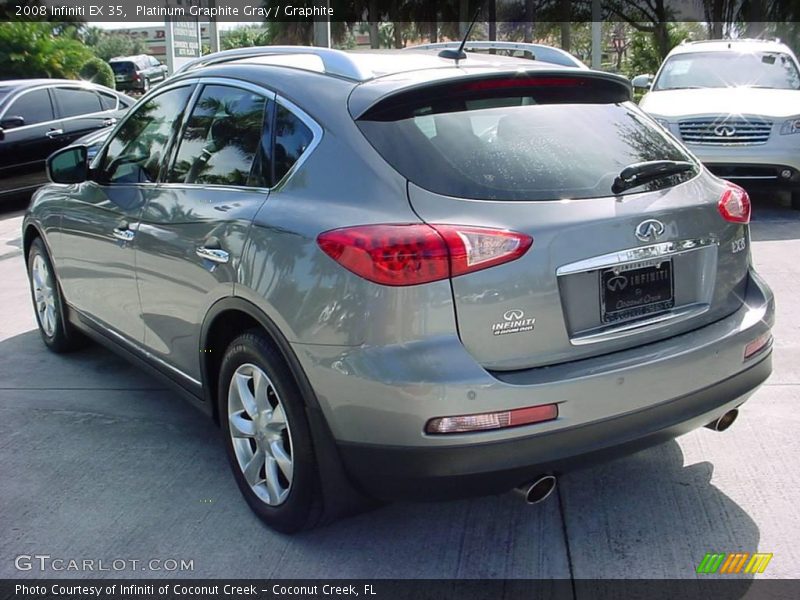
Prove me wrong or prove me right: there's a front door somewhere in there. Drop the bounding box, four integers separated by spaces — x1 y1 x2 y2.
57 84 194 344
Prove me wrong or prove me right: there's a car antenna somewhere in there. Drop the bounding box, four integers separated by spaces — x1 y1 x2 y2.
438 1 486 63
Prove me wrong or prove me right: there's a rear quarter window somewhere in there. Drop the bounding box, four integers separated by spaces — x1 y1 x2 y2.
357 84 697 201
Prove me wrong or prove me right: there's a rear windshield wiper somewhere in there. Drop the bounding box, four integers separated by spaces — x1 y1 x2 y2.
612 160 695 194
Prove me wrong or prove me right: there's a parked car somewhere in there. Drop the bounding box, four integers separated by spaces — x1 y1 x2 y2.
634 39 800 209
109 55 168 93
0 80 133 202
24 47 774 533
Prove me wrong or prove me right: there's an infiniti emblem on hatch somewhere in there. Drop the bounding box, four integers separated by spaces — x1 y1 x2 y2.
714 124 736 137
635 219 666 242
503 309 525 321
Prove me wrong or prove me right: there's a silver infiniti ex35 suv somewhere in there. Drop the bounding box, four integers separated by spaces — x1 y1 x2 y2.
23 46 775 532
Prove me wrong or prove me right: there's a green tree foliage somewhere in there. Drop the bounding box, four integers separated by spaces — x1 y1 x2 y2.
221 26 271 50
0 22 94 79
92 33 147 62
79 57 115 89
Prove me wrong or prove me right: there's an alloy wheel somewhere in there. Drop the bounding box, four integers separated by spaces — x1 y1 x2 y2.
31 254 57 337
227 363 294 506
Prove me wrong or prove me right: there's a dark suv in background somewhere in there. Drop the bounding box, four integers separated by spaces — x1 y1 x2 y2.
109 55 168 93
0 79 132 202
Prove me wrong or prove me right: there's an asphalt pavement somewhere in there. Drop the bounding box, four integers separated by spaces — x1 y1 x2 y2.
1 194 798 582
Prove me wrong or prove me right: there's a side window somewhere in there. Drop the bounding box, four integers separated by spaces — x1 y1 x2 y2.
99 86 191 184
54 88 103 118
5 89 54 127
98 92 117 111
274 104 313 183
168 85 270 187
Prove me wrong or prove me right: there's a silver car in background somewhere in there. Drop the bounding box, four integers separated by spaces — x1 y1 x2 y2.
635 39 800 209
23 47 774 532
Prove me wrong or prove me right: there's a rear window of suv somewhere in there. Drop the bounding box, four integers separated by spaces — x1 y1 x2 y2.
110 62 135 75
357 81 697 201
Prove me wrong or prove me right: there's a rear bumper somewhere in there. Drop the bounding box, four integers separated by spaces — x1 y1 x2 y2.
337 352 770 501
291 269 774 501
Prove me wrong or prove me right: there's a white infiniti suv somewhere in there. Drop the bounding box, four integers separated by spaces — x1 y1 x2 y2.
634 39 800 209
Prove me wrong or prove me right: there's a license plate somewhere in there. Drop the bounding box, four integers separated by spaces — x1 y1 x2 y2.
600 260 674 323
115 75 125 81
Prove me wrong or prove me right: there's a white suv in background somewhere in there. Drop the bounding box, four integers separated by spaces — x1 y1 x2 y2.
634 39 800 209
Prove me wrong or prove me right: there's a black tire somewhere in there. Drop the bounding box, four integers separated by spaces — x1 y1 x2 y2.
791 190 800 211
27 237 86 353
218 330 322 533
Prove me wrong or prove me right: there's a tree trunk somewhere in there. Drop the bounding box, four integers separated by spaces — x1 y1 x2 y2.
654 21 670 59
368 0 380 49
524 0 534 43
393 24 404 48
560 0 571 52
429 19 438 43
488 0 496 42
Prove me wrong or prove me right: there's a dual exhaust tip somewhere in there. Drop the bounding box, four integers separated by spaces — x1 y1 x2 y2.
514 408 739 505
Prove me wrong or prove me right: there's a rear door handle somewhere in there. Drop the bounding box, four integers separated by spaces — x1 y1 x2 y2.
103 118 117 127
112 227 135 242
45 128 64 139
196 246 229 264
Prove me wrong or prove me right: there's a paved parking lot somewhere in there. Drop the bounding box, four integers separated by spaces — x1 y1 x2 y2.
1 195 798 581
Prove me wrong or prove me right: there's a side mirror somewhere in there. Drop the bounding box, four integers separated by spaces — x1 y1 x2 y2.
47 145 89 184
631 74 653 90
0 115 25 129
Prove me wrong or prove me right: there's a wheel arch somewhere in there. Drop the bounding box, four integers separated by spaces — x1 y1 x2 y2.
200 296 371 519
22 222 44 266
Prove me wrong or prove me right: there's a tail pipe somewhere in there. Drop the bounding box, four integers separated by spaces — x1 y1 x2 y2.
705 408 739 432
515 474 557 505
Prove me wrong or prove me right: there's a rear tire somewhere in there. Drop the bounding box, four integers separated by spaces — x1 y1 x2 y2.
218 330 322 533
27 237 86 353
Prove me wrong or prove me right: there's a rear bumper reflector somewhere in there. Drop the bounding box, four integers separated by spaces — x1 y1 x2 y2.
425 403 558 434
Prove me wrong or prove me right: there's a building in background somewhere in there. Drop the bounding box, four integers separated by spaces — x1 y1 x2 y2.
112 26 211 63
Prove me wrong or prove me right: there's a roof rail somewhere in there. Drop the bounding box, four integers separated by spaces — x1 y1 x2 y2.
406 41 587 68
682 37 784 45
173 46 373 81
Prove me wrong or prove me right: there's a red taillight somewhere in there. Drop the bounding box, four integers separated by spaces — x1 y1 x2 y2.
317 224 532 286
426 403 558 434
718 184 751 224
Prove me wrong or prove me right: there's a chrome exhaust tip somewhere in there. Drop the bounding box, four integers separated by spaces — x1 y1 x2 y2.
516 474 557 505
705 408 739 432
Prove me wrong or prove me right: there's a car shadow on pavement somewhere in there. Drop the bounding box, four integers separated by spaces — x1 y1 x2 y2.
0 329 760 584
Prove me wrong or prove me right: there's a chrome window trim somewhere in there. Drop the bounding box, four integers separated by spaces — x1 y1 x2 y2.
0 84 120 131
555 238 717 276
272 94 323 189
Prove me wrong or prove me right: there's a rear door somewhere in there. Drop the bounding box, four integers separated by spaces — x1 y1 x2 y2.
357 74 750 370
53 86 116 145
134 81 274 382
0 87 62 192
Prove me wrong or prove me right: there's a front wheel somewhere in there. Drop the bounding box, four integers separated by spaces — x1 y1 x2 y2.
218 331 322 533
27 237 85 353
